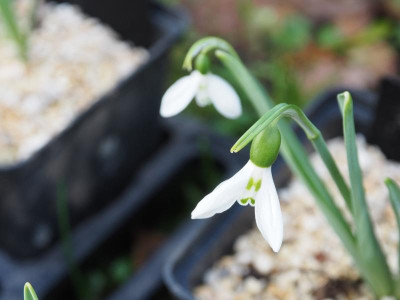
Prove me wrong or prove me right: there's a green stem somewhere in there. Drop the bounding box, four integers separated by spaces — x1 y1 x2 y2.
310 136 352 211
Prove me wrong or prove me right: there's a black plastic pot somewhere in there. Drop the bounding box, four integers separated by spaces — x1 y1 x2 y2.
163 88 383 299
52 0 153 47
0 118 248 300
369 76 400 161
0 2 187 258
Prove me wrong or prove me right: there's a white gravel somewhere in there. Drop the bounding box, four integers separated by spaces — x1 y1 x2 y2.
195 136 400 300
0 1 148 164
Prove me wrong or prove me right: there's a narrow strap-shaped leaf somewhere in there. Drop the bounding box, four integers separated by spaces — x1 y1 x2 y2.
338 92 394 296
24 283 38 300
0 0 28 60
385 178 400 232
385 178 400 290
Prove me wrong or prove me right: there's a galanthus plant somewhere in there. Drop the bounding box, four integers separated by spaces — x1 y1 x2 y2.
161 37 400 299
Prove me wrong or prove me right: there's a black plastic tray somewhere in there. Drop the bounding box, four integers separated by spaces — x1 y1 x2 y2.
163 88 379 300
0 2 188 258
0 117 248 300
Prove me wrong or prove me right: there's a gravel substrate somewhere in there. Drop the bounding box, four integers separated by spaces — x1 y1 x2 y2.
0 1 148 164
195 136 400 300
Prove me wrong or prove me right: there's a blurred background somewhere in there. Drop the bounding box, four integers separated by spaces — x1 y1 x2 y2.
163 0 400 136
0 0 399 299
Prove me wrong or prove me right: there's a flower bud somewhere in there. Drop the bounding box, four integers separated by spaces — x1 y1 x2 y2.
195 53 211 74
250 126 281 168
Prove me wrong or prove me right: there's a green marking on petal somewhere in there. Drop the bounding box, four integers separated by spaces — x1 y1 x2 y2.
255 179 262 192
240 197 256 205
246 177 262 191
246 178 254 190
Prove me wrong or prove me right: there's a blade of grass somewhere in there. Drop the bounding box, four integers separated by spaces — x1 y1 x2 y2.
338 92 394 297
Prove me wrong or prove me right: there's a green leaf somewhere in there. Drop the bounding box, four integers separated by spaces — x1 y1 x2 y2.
386 178 400 227
386 178 400 234
24 283 38 300
0 0 28 60
273 14 311 52
338 92 394 297
385 177 400 289
316 25 346 51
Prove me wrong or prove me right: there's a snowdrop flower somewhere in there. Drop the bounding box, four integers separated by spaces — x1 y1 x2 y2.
160 54 242 119
192 127 283 252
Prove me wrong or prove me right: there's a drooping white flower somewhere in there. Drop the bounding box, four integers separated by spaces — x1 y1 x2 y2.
160 71 242 119
191 160 283 252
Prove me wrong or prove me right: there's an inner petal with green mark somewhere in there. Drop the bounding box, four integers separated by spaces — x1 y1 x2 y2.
240 197 256 206
246 177 262 191
238 165 264 207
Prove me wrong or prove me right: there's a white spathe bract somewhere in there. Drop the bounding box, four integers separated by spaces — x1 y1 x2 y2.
160 71 242 119
191 160 283 252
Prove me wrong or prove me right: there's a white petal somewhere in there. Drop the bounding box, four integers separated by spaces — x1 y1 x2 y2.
206 74 242 119
160 72 201 117
192 161 254 219
255 167 283 252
